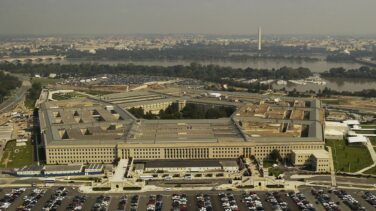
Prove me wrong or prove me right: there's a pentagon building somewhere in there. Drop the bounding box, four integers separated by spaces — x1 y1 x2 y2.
39 90 325 164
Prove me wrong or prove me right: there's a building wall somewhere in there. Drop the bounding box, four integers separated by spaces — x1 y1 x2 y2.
312 157 330 173
125 101 174 115
291 150 330 173
291 152 312 166
253 143 324 160
45 145 116 164
45 141 324 165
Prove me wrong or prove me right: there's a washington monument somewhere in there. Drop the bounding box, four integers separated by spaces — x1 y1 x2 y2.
258 27 262 51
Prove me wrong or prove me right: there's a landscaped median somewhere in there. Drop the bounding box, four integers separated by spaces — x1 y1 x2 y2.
325 139 373 172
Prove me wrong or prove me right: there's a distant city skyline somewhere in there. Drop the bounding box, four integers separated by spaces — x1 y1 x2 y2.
1 0 376 35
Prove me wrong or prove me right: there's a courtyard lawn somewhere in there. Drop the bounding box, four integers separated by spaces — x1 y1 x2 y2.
52 92 86 101
360 124 376 129
83 89 116 96
325 139 373 172
0 140 33 168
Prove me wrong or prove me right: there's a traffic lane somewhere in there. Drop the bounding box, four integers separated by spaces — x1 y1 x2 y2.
138 194 153 211
208 193 223 211
186 193 196 211
57 194 76 211
233 193 253 211
161 194 171 211
310 175 376 185
0 81 30 113
108 195 120 211
82 195 97 211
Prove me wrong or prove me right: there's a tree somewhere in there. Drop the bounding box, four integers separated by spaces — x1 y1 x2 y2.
270 149 282 162
112 157 120 166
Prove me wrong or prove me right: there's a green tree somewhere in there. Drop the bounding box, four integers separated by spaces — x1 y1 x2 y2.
270 149 282 162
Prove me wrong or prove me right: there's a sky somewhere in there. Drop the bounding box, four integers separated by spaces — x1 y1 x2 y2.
1 0 376 35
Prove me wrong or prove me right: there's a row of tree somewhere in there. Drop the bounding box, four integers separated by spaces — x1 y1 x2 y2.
0 63 312 82
25 82 42 108
0 71 22 102
318 87 376 98
321 66 376 79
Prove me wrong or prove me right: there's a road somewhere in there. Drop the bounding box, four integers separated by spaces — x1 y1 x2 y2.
0 80 31 113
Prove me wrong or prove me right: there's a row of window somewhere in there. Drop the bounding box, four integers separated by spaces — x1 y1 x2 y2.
49 159 112 164
48 148 115 152
49 152 113 156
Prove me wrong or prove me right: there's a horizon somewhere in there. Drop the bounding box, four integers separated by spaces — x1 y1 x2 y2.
1 0 376 35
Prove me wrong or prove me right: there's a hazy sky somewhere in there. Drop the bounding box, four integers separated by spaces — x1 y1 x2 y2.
1 0 376 35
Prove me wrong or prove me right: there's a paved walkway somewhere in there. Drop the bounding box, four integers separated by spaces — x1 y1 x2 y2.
356 140 376 173
327 147 336 187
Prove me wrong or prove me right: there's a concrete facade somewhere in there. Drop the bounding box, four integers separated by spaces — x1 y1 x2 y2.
291 149 330 173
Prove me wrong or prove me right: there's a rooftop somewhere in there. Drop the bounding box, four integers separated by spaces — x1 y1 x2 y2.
44 164 83 172
39 90 324 146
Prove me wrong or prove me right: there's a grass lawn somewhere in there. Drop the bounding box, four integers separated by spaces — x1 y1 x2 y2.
52 92 86 100
0 140 33 168
360 124 376 129
320 98 349 105
268 168 284 177
356 130 376 135
83 89 116 96
262 160 276 168
31 77 59 86
368 137 376 146
325 139 373 172
364 165 376 175
24 97 36 109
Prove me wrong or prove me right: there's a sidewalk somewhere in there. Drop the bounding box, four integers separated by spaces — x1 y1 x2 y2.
327 147 336 187
356 140 376 173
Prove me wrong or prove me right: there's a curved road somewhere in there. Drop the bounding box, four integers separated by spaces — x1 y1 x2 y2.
0 80 31 113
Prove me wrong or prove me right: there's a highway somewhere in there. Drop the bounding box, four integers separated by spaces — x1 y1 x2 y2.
0 79 31 114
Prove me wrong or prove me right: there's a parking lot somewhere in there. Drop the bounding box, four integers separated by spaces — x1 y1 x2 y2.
0 186 375 211
300 186 376 211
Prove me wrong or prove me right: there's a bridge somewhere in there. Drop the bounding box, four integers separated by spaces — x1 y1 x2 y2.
0 55 66 64
354 58 376 67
